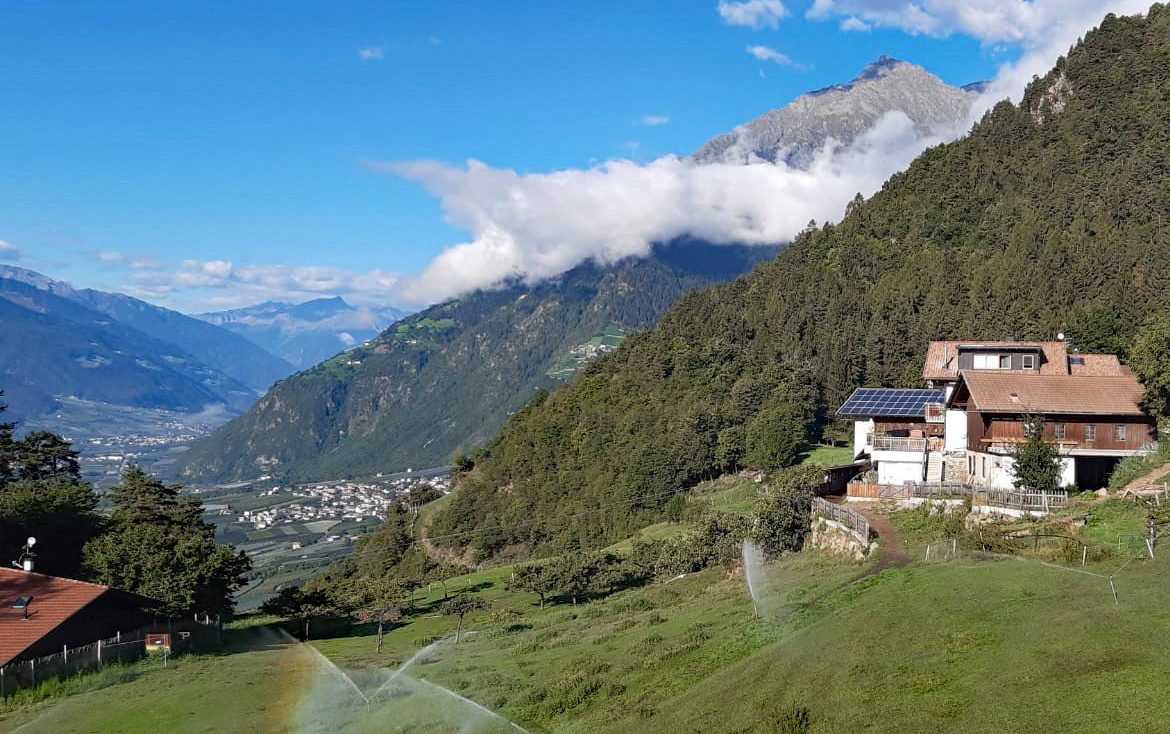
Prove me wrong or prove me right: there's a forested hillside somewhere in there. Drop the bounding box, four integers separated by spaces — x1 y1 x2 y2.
430 8 1170 560
175 242 776 483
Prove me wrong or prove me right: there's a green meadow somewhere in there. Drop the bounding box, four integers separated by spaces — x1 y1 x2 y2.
4 501 1170 733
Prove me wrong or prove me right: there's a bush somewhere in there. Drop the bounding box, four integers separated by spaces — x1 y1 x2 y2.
763 704 812 734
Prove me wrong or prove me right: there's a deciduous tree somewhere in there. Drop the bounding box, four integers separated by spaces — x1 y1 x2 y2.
83 465 250 617
438 596 488 643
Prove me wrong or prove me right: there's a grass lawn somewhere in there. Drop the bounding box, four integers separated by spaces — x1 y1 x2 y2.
690 475 760 516
0 628 312 733
797 443 855 467
601 522 691 554
613 550 1170 733
7 508 1170 733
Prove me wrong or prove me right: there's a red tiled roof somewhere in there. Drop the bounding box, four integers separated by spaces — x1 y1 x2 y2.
956 372 1147 416
923 340 1068 380
0 568 109 666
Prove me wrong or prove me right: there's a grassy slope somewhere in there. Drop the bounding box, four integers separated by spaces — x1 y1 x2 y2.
6 504 1170 733
615 553 1170 733
0 628 312 733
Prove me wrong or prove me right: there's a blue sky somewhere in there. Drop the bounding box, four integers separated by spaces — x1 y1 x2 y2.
0 1 1143 310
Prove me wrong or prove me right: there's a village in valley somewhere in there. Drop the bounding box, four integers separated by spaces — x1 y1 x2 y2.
193 468 451 610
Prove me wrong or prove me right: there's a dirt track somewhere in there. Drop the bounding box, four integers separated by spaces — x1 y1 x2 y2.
852 505 911 579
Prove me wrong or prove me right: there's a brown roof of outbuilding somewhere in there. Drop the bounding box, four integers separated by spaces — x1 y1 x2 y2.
922 340 1069 380
1067 353 1130 377
954 372 1148 416
0 568 110 666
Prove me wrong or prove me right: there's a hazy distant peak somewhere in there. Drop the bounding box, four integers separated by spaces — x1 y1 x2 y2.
196 297 411 368
0 265 80 300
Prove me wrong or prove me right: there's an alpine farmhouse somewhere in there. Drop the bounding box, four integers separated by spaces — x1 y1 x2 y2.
838 340 1157 498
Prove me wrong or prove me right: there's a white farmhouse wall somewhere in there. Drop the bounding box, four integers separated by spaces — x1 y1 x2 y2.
877 458 925 485
973 452 1075 489
853 419 874 458
944 409 967 452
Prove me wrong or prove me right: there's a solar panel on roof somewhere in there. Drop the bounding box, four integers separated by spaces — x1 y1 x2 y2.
836 388 945 417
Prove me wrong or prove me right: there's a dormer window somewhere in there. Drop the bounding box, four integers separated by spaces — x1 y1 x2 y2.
1022 354 1035 370
973 354 1003 369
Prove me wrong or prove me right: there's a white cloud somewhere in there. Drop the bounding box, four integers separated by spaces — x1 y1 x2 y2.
94 250 162 270
127 260 406 311
357 46 384 60
806 0 1145 45
840 16 872 32
370 111 950 303
746 44 801 67
639 115 671 126
717 0 788 29
0 240 21 261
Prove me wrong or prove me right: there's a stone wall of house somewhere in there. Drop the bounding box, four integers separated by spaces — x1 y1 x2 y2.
809 517 875 561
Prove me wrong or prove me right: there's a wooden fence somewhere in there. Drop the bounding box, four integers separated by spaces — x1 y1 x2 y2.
846 481 974 500
0 629 147 697
973 488 1069 512
846 481 1066 512
846 481 912 500
0 621 217 697
812 497 871 540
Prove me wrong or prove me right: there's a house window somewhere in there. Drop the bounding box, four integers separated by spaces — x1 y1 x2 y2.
973 354 1002 369
1114 424 1127 442
1022 354 1035 369
1054 423 1066 440
1000 355 1011 368
1085 424 1097 442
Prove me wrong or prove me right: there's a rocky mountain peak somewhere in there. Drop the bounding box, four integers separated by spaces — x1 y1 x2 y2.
691 56 979 167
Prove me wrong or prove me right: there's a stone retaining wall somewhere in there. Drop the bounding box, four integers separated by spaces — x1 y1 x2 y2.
809 517 875 561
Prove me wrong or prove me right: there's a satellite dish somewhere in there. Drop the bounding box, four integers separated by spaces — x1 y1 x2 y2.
26 537 36 547
1057 332 1065 340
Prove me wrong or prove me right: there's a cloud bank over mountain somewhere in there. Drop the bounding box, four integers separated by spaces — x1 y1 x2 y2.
376 0 1146 306
376 113 942 303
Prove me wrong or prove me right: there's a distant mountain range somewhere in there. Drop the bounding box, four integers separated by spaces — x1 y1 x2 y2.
173 242 778 484
0 269 293 423
692 56 979 167
196 298 410 369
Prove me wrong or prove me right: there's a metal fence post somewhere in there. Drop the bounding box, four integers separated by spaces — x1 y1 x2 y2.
97 639 102 667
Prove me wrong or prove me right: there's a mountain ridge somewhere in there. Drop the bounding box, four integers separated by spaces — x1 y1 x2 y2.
173 242 778 483
0 265 294 392
0 277 258 421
